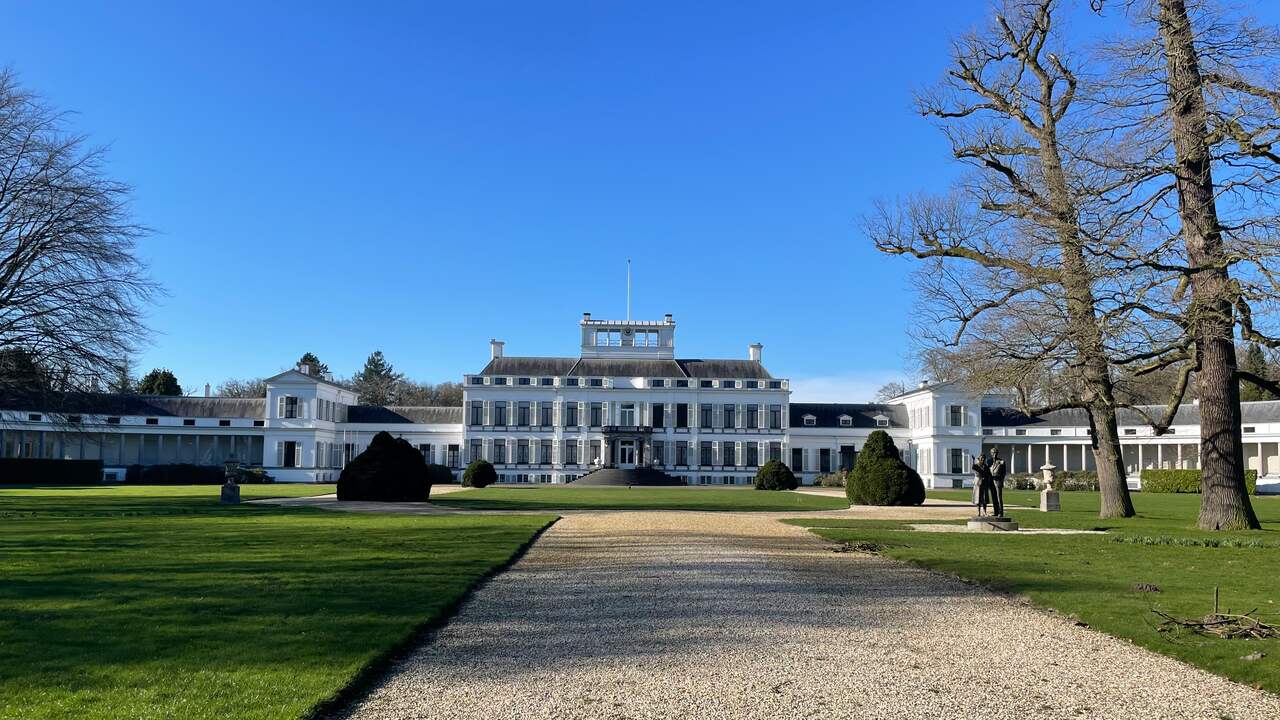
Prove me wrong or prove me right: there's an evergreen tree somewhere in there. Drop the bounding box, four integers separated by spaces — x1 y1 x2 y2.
0 347 49 392
297 352 328 377
1239 344 1276 402
846 430 925 506
136 368 182 396
108 359 135 393
353 350 402 406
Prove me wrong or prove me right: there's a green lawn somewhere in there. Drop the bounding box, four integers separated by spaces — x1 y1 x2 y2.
433 485 849 511
0 486 555 720
790 492 1280 693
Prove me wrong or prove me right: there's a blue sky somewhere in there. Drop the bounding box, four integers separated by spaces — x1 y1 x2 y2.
8 1 1269 401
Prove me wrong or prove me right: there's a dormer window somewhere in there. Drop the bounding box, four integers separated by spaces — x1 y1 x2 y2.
492 377 507 386
803 415 816 427
720 380 736 389
470 377 484 385
588 378 603 387
517 377 531 386
874 416 889 428
649 378 665 388
839 415 853 427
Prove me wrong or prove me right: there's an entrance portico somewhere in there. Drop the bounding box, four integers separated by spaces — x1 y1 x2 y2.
603 426 653 469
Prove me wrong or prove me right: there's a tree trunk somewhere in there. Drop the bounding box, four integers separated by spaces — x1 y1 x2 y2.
1088 402 1134 518
1156 0 1260 530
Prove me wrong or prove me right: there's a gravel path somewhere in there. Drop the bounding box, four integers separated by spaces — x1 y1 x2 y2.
338 511 1280 720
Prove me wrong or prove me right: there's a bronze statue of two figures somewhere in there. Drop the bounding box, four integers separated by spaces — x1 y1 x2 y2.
972 448 1006 518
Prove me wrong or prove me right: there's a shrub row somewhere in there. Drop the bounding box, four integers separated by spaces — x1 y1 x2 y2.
124 464 274 484
1141 468 1258 495
1006 471 1100 492
814 472 847 488
0 458 103 485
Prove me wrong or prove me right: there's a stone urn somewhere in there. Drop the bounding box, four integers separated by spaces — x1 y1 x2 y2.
1040 463 1060 512
221 461 242 505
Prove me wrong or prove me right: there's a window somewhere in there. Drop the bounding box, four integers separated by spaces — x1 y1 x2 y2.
516 439 529 464
653 441 666 466
183 418 196 426
722 404 735 429
595 329 622 346
636 329 659 347
469 439 483 462
517 377 531 386
470 377 485 385
539 403 553 427
1124 428 1137 436
676 441 689 466
676 379 689 388
589 402 603 427
982 428 993 435
769 404 782 429
145 418 158 425
803 415 816 427
253 420 264 427
281 440 299 468
619 403 636 426
219 419 231 427
746 380 759 389
588 378 603 387
565 439 579 465
517 401 530 426
418 444 433 462
493 402 508 426
565 378 579 387
947 405 965 427
106 416 120 424
875 416 889 428
700 380 714 388
540 377 554 386
590 440 601 465
723 442 736 466
700 441 713 467
66 415 81 424
469 401 483 426
676 403 689 429
790 447 803 472
949 448 965 474
768 441 782 462
278 395 299 419
746 404 758 429
768 381 782 389
746 443 759 467
652 403 666 429
494 440 508 464
1050 428 1062 436
700 404 713 429
564 402 579 427
839 415 852 427
539 439 552 464
1014 429 1026 436
720 380 736 389
1244 426 1257 433
649 378 665 388
447 444 460 467
819 448 831 473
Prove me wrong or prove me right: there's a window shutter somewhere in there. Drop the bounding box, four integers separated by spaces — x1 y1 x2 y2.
275 442 284 466
276 396 284 418
713 405 722 429
712 441 721 467
294 443 303 467
736 441 743 467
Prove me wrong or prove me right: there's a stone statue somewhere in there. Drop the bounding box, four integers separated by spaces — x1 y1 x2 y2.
987 447 1007 517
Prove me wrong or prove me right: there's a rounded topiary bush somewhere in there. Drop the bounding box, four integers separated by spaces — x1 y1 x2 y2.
754 459 799 491
337 431 432 502
846 430 925 506
463 459 497 488
425 463 456 486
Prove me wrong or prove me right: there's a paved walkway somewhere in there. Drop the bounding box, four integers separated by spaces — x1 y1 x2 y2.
334 510 1280 720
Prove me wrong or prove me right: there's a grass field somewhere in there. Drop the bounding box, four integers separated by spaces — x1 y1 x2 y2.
432 485 850 511
0 485 555 720
789 491 1280 693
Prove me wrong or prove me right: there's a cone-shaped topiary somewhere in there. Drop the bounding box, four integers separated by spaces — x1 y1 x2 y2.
462 459 498 488
754 459 799 491
846 430 925 506
337 431 432 501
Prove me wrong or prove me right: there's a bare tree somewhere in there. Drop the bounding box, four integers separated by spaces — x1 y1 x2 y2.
215 377 268 398
874 381 910 402
396 379 464 407
0 70 157 404
867 0 1171 518
1088 0 1276 529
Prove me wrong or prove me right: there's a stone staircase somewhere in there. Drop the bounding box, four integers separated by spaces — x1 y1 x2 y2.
570 467 687 486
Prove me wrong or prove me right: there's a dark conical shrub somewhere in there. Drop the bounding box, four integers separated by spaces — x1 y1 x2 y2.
462 459 497 488
846 430 925 506
754 459 799 491
337 431 432 501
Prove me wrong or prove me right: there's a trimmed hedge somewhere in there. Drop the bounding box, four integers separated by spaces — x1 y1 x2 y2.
1142 468 1258 495
847 430 925 506
1007 471 1100 492
337 431 431 501
754 459 799 491
814 471 847 488
462 459 497 488
124 464 274 484
0 458 103 485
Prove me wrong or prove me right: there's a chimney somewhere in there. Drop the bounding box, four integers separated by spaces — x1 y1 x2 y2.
748 343 763 363
919 379 930 389
583 312 591 321
490 339 505 359
664 313 673 324
204 383 211 397
297 363 310 375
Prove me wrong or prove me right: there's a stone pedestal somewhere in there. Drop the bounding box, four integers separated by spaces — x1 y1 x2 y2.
1040 489 1061 512
967 515 1019 532
220 483 241 504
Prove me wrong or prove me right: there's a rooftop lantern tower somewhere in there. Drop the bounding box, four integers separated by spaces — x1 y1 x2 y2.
578 312 676 359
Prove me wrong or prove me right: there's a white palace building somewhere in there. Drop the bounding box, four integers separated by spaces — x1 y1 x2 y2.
2 312 1279 493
